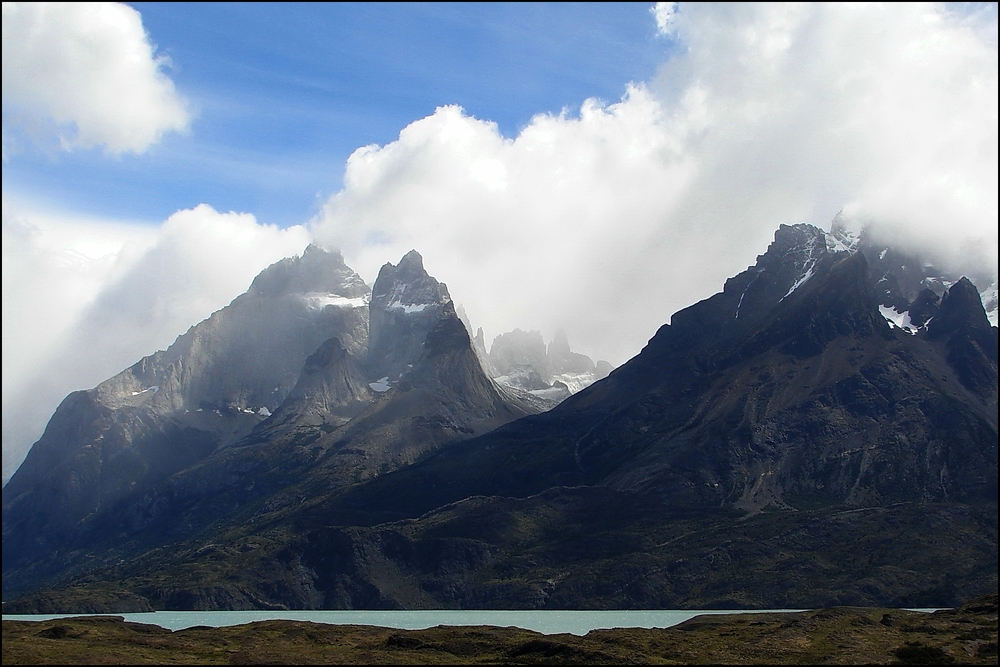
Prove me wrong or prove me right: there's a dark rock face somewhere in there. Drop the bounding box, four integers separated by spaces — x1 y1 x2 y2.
2 247 537 604
329 225 995 522
907 289 941 328
296 224 996 608
3 224 996 613
926 278 999 397
262 337 374 431
368 250 451 383
3 246 370 580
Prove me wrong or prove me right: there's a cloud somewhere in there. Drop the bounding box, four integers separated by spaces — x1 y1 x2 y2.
312 2 997 371
311 91 698 366
654 2 998 279
2 202 309 481
652 2 678 37
2 2 191 155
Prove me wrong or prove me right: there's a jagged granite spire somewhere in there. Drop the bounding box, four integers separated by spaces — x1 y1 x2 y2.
368 250 452 382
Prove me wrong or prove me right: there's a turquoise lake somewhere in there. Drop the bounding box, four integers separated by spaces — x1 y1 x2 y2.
4 608 939 636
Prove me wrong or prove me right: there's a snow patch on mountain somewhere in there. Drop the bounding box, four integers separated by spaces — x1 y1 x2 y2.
826 223 860 254
734 269 762 320
921 276 955 293
782 234 823 300
301 293 369 310
551 372 600 394
369 377 391 392
387 301 429 313
982 280 998 327
528 385 572 402
879 305 919 334
783 264 816 299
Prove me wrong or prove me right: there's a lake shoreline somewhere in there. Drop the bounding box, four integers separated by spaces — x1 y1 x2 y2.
2 607 813 635
3 593 995 664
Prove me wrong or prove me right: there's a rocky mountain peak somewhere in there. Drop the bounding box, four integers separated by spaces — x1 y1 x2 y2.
1 243 375 564
907 289 941 328
770 222 827 252
489 329 550 390
369 250 454 381
248 244 369 299
397 248 425 271
758 223 840 275
422 301 473 357
928 277 993 337
259 336 372 432
707 224 846 338
548 328 596 376
827 212 862 252
923 277 998 397
372 250 449 306
484 327 608 402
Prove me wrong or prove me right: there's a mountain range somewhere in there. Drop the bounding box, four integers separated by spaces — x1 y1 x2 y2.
2 221 996 612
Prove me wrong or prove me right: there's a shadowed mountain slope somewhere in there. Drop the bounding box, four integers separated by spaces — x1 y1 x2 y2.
3 224 996 611
275 224 996 609
2 248 537 604
2 246 369 578
330 225 996 520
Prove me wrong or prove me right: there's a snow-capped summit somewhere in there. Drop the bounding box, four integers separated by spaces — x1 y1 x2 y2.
827 212 862 253
722 221 997 336
374 250 451 309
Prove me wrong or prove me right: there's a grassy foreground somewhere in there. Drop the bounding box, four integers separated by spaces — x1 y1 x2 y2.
3 593 996 665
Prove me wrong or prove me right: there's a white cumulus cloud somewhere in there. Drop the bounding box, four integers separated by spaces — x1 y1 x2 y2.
653 2 998 279
652 2 679 37
312 2 997 372
2 1 191 155
312 89 698 368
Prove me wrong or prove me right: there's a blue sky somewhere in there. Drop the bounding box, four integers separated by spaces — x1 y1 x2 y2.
3 3 997 481
5 2 673 227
